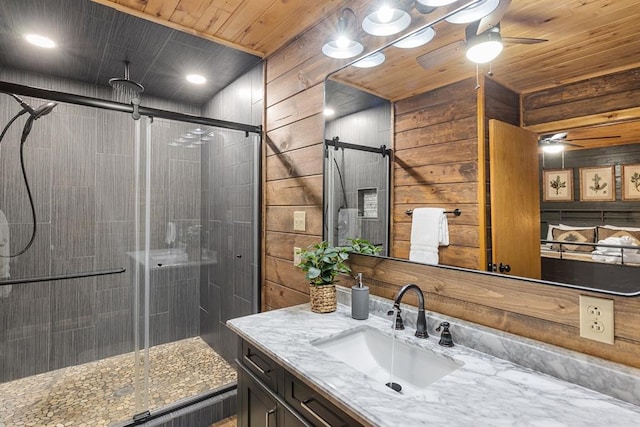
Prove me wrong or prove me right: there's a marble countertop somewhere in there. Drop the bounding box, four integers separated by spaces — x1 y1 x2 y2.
227 290 640 427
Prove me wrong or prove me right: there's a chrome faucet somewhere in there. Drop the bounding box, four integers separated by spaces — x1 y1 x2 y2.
388 284 428 338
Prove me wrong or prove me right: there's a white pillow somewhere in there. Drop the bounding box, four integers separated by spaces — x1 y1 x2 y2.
600 224 640 231
546 224 596 241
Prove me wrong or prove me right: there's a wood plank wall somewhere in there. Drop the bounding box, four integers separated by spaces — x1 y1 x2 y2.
262 15 640 369
392 79 481 269
522 67 640 130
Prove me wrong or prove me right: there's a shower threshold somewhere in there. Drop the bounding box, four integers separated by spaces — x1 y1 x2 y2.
0 337 236 426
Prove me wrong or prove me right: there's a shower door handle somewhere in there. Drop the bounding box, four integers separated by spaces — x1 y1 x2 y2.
236 254 242 258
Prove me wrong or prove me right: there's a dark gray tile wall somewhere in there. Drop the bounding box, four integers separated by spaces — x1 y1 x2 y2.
325 104 392 255
0 68 203 382
200 63 262 363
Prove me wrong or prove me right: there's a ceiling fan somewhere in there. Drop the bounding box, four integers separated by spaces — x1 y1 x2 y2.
417 0 547 70
538 132 621 152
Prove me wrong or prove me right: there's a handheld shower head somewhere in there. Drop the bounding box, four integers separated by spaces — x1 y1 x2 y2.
21 101 57 143
33 102 57 120
9 94 57 120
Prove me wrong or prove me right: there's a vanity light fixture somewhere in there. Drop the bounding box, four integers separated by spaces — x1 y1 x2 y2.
186 74 206 84
24 34 56 48
322 8 364 59
352 52 386 68
362 1 412 37
445 0 500 24
414 0 458 15
393 27 436 48
465 26 503 63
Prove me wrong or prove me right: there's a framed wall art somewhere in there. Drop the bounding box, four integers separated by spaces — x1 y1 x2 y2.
622 164 640 200
543 169 573 202
579 166 615 201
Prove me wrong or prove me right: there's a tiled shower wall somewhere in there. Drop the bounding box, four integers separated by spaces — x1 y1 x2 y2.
0 69 202 382
325 103 392 255
200 64 262 363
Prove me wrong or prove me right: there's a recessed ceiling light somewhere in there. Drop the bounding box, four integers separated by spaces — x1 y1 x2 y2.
324 108 335 116
24 34 56 49
186 74 206 84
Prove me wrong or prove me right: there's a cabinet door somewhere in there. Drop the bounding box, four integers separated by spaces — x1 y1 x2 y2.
239 368 279 427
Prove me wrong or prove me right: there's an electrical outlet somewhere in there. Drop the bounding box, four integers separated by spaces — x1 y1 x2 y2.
293 247 301 266
293 211 306 232
579 295 614 344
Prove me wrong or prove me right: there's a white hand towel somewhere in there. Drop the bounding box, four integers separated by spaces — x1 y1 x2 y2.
409 208 449 265
0 209 11 298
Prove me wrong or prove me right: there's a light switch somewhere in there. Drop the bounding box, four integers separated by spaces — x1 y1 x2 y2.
293 211 306 232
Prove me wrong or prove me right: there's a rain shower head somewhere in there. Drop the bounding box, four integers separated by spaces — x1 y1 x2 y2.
109 61 144 101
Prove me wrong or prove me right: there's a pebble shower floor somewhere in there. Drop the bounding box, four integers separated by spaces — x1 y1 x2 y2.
0 337 236 426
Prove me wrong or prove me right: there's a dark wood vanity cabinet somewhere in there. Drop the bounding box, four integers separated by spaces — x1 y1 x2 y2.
237 339 362 427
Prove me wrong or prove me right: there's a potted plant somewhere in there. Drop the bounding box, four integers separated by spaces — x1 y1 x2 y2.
296 239 381 313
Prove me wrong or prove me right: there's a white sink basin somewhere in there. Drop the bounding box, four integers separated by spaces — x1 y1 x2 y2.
312 325 463 395
150 248 188 265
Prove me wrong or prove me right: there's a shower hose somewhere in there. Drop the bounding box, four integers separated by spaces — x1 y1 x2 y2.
0 108 39 257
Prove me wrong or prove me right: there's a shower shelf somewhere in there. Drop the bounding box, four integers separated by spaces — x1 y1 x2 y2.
0 267 126 286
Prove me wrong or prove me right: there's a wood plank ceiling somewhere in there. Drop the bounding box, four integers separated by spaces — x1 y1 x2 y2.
95 0 640 97
97 0 640 143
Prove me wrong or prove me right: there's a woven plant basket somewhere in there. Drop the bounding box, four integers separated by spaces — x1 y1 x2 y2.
309 284 337 313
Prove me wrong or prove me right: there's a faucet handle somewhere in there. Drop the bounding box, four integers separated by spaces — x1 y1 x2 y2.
436 322 454 347
387 307 404 330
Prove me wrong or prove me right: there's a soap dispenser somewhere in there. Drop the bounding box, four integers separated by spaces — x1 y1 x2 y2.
351 273 369 320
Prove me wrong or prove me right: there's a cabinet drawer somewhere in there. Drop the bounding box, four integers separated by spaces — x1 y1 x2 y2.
284 372 362 427
241 340 280 392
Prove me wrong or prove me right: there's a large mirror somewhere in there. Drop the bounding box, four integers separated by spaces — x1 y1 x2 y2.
323 0 640 296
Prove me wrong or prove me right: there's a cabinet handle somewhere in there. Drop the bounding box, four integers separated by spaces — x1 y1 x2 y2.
300 398 332 427
265 407 276 426
244 353 271 375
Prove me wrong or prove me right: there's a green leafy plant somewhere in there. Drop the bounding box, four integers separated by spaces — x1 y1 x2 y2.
347 238 382 255
296 241 351 286
296 238 381 286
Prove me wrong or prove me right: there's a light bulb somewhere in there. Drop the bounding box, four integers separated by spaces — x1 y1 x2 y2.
466 40 503 63
542 144 564 153
336 36 350 49
377 5 394 23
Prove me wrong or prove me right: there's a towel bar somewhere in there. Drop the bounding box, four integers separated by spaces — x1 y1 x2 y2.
405 208 461 217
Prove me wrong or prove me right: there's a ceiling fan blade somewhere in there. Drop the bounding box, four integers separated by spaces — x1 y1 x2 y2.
563 142 583 148
561 135 621 141
416 40 465 71
502 36 548 44
476 0 512 34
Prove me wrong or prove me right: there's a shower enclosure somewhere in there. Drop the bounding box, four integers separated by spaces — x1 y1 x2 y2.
0 67 261 426
323 79 392 255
